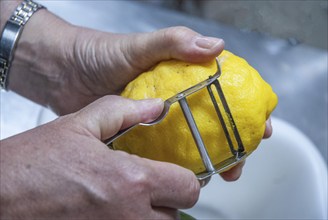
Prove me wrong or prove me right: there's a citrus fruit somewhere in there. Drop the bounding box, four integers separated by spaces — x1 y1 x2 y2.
113 50 278 174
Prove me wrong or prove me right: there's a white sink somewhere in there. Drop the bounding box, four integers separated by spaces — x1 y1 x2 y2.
184 117 328 219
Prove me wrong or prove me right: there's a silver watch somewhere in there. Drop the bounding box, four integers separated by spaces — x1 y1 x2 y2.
0 0 45 90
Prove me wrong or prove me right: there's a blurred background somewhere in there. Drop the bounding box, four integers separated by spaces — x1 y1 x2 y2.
143 0 328 49
1 0 327 219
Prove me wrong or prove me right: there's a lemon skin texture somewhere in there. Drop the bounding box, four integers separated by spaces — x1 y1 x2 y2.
113 50 278 174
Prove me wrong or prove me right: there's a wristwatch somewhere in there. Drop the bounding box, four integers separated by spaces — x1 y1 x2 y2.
0 0 45 90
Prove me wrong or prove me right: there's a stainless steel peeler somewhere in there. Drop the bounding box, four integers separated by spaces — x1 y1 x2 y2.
105 58 247 187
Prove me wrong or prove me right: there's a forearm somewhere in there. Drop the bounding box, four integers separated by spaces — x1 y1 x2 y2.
1 0 77 111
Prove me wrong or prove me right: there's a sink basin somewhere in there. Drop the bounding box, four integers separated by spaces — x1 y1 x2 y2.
184 117 328 219
38 109 327 219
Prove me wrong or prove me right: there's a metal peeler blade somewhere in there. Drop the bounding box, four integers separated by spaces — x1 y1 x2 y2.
105 58 246 187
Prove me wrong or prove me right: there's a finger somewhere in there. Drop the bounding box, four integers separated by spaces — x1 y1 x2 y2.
124 26 225 71
263 117 272 139
75 95 164 140
145 159 200 209
220 161 245 182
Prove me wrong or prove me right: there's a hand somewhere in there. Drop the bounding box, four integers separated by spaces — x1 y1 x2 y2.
8 8 224 115
0 96 200 219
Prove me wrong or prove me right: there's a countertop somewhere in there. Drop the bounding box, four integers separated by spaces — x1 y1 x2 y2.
1 1 327 162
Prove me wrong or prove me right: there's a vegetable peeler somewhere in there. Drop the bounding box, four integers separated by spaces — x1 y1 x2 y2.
105 58 247 187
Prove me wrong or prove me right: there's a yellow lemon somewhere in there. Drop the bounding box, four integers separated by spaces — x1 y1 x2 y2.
113 50 278 174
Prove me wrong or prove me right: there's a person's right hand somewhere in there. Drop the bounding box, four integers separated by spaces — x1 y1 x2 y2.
0 96 200 219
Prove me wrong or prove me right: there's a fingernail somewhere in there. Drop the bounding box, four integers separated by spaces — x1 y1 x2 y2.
195 36 224 49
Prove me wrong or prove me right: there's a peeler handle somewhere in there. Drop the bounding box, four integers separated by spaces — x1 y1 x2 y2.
104 124 138 146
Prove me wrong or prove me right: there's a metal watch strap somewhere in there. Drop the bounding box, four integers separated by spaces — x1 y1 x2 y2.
0 0 45 90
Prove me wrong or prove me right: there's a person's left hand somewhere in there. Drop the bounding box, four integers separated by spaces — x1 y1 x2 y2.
57 26 225 115
9 8 224 115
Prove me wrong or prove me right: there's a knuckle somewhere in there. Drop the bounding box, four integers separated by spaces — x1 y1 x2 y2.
184 171 201 208
165 26 193 34
122 158 152 193
161 26 195 45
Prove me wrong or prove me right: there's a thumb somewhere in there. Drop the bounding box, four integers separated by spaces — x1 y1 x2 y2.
75 95 164 141
121 27 224 73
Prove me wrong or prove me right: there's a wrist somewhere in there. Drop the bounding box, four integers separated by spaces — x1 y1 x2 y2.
5 7 77 110
1 0 46 90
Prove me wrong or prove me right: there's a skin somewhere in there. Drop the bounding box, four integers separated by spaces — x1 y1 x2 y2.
0 1 272 218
